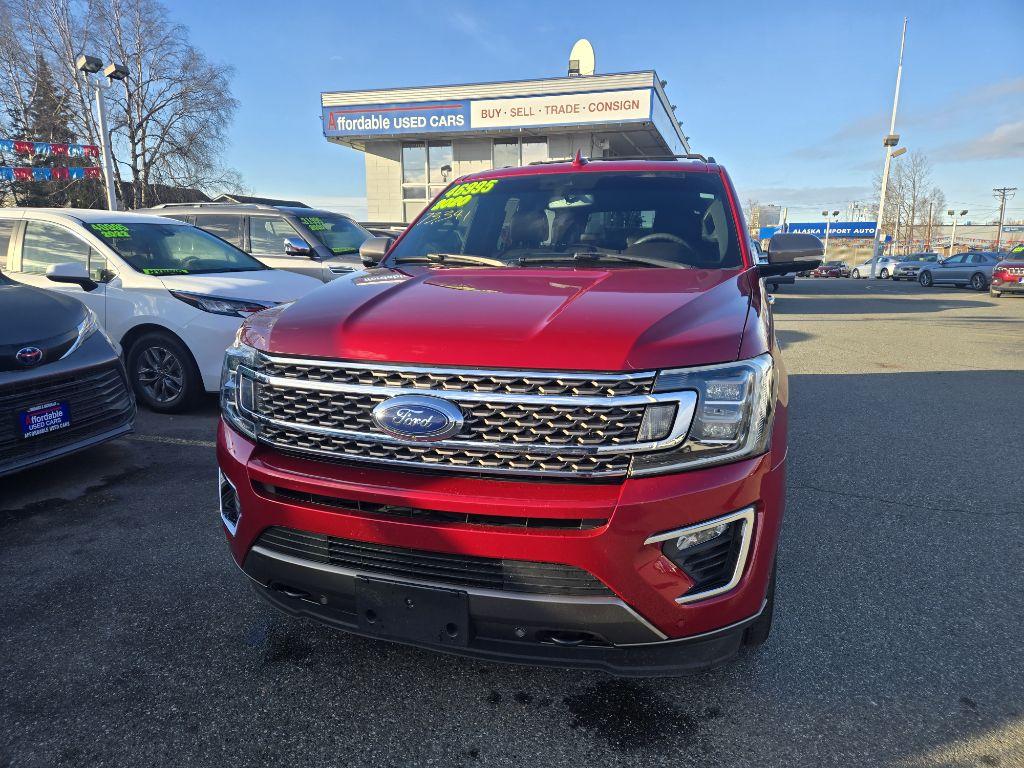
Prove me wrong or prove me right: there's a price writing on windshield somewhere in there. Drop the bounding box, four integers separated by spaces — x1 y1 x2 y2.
431 179 499 211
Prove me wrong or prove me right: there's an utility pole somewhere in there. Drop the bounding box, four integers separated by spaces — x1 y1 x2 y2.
993 187 1017 251
925 201 933 251
870 17 908 278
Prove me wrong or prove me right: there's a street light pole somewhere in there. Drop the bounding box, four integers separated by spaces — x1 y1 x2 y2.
75 55 127 211
948 209 967 257
870 17 908 279
822 210 831 257
92 80 119 211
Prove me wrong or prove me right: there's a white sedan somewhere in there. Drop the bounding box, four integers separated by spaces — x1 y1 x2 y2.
0 209 320 412
849 256 900 279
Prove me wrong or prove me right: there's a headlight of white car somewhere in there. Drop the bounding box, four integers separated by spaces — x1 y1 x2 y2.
170 290 275 318
631 354 776 475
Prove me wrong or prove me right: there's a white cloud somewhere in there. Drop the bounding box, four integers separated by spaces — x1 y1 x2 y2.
739 184 872 208
937 120 1024 161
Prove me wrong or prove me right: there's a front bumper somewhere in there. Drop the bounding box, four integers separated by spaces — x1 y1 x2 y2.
218 397 786 673
991 278 1024 294
0 333 135 477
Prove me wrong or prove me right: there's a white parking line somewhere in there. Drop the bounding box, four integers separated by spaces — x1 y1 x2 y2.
130 434 216 448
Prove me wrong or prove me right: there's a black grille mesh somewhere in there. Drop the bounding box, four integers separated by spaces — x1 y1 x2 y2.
255 526 612 596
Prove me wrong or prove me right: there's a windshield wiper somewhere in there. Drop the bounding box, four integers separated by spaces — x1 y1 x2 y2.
517 251 689 269
393 253 507 267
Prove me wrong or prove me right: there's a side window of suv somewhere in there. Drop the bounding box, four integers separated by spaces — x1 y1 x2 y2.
193 214 243 247
21 220 91 275
0 220 14 270
249 216 302 255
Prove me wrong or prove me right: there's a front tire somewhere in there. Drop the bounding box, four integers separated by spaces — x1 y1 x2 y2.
852 269 861 279
880 268 890 279
970 272 987 291
919 271 934 287
126 331 202 413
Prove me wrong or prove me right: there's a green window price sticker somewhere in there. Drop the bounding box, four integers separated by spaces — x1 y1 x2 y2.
431 179 499 211
90 223 131 238
300 216 328 231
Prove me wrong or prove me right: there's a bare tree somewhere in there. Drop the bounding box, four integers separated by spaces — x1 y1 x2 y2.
873 151 945 254
0 0 242 208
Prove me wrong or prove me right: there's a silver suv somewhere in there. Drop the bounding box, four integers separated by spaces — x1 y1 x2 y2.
144 203 371 282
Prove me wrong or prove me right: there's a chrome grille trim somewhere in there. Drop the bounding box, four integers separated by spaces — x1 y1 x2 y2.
245 355 696 478
260 354 656 397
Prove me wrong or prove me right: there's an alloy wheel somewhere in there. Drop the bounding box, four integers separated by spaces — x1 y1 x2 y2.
136 345 184 404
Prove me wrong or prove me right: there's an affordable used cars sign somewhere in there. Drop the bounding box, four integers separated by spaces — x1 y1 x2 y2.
323 101 470 136
323 89 653 137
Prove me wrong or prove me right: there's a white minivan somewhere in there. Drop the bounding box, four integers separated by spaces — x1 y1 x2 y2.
0 209 320 412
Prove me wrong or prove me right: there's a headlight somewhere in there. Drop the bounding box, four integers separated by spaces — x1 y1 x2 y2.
220 340 260 439
631 354 775 476
60 307 111 359
170 290 275 318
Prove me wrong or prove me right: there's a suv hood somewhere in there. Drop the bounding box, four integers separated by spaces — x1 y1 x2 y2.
157 270 320 303
261 267 754 371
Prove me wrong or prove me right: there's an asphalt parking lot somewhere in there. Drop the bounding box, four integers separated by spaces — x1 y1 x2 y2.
1 278 1022 768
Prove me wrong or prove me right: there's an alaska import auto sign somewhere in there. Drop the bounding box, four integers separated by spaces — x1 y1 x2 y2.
323 89 653 137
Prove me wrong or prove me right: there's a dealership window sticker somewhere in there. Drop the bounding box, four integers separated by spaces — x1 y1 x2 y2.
90 223 131 238
431 179 499 211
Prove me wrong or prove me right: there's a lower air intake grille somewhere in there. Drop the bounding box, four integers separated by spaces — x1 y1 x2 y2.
255 527 612 596
257 483 607 531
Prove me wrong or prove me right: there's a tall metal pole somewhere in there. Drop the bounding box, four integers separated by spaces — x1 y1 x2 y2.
949 212 958 257
824 216 831 257
870 17 908 278
993 187 1017 251
92 77 120 211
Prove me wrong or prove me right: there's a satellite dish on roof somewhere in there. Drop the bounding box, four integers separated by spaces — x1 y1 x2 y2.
568 39 595 77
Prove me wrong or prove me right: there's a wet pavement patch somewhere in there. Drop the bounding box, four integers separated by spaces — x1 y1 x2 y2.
564 679 722 752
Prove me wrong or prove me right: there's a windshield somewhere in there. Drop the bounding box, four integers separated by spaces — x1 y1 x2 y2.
85 222 268 275
387 171 745 269
296 213 371 256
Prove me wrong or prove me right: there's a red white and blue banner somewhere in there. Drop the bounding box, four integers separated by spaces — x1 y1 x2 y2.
0 138 100 157
0 166 101 181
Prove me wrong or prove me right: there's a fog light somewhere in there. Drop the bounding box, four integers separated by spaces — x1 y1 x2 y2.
674 523 727 550
638 402 678 442
219 470 241 536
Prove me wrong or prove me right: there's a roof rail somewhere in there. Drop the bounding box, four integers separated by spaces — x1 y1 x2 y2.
148 202 281 211
590 153 713 163
528 153 713 166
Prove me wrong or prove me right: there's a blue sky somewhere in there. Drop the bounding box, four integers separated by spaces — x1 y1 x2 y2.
173 0 1023 223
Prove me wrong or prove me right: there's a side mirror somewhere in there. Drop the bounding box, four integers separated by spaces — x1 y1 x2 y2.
46 262 98 292
359 236 393 268
284 236 315 258
761 233 824 276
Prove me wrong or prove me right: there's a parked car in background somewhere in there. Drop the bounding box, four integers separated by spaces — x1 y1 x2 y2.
812 261 849 278
0 209 320 413
217 156 824 675
917 252 1002 290
990 244 1024 298
892 252 939 281
0 268 135 477
146 203 372 281
850 256 899 279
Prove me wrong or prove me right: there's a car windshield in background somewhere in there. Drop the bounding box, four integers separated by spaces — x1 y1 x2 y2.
387 171 744 270
85 222 268 275
297 213 370 256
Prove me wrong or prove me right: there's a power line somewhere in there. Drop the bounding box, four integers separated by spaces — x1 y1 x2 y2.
993 187 1018 250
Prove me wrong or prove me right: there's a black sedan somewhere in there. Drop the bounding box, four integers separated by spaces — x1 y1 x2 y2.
0 273 135 477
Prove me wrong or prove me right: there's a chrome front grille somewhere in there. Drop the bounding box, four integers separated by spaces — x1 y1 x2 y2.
257 383 646 446
263 359 655 398
244 355 692 480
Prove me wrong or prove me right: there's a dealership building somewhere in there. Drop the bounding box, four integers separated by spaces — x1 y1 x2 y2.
321 70 689 223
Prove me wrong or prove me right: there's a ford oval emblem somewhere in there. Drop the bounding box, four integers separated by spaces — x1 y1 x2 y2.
15 346 43 367
371 395 464 442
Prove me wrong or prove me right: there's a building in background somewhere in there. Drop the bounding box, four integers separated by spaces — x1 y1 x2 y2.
321 70 688 224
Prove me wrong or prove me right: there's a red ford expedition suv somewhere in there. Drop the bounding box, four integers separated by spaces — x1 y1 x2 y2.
217 156 822 675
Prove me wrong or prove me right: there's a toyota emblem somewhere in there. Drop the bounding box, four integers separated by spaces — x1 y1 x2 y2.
15 346 43 367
